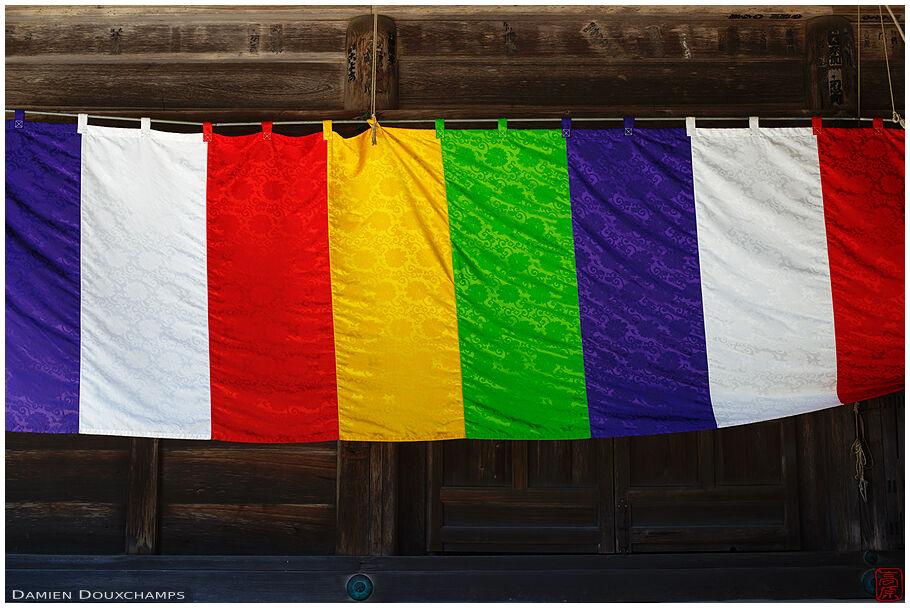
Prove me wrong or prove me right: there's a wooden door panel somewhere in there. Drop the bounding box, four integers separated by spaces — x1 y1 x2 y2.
528 440 597 487
715 423 783 485
428 439 613 553
615 420 800 553
443 440 512 487
628 432 700 487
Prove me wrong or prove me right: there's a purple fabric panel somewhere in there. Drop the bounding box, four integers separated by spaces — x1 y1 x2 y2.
6 120 81 433
566 128 715 437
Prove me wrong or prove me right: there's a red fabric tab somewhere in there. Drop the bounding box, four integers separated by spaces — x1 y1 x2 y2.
812 117 822 135
817 127 905 403
206 132 338 442
262 121 273 140
874 117 884 133
202 122 213 142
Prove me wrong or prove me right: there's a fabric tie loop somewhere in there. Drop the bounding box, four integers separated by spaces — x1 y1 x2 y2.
497 118 508 136
685 117 696 137
435 119 445 139
140 117 151 135
13 109 24 129
623 116 634 135
202 122 213 142
322 120 332 141
812 117 822 135
77 113 88 134
262 121 272 140
561 117 572 138
748 116 759 131
873 117 884 133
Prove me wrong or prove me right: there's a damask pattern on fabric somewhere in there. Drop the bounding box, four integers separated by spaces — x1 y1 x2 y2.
566 128 715 437
690 127 840 427
441 129 589 439
817 126 905 404
6 120 82 433
4 117 907 443
327 124 465 441
207 130 338 442
79 125 212 438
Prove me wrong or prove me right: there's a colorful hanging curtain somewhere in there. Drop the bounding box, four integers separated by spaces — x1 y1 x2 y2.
327 122 464 441
6 114 81 434
78 121 211 438
5 116 905 442
206 125 337 442
441 128 589 439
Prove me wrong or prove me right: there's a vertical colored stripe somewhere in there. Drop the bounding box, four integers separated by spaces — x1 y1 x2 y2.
566 128 715 437
79 126 211 438
327 125 464 440
690 127 839 427
441 129 589 439
6 120 81 433
207 132 338 442
817 126 905 403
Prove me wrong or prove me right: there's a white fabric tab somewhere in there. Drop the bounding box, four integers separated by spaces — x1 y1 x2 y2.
140 117 151 134
77 113 88 134
685 117 696 137
749 116 759 131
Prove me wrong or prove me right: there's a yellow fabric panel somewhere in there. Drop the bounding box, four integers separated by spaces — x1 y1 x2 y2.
327 124 466 440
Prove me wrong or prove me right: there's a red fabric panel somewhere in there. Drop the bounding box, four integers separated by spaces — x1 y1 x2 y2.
817 126 905 404
207 132 338 441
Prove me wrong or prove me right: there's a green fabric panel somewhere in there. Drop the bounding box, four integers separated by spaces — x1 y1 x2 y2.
440 130 590 439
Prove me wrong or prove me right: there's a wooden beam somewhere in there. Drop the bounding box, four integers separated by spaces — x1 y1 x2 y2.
6 551 902 601
124 438 160 555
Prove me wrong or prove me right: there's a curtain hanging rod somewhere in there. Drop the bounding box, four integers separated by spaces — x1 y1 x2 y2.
3 109 893 128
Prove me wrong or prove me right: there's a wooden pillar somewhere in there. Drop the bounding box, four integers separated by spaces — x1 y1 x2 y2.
337 442 399 555
805 16 857 115
124 438 160 554
343 14 399 114
336 13 401 557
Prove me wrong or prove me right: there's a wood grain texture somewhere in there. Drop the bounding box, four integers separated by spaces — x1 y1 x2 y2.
124 438 159 555
6 5 902 117
7 552 903 601
6 63 344 110
612 421 800 553
159 441 337 555
344 14 398 112
806 16 857 114
397 60 807 108
5 433 130 554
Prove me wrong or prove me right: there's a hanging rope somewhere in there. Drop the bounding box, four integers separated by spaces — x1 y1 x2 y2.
857 5 861 119
851 403 873 503
370 8 379 145
879 5 905 128
884 5 905 42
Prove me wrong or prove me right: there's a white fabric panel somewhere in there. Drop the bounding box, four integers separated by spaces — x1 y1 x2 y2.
690 127 839 427
79 125 211 438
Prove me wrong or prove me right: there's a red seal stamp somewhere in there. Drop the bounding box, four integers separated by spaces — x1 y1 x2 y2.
875 568 903 601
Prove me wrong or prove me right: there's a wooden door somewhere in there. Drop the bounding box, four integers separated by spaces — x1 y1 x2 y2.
427 439 614 553
614 419 800 553
427 419 800 554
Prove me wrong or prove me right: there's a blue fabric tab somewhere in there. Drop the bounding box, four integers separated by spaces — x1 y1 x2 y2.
623 116 634 135
562 118 572 138
14 109 24 129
